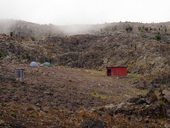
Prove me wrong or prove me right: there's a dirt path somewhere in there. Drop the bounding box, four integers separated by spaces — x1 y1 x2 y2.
1 65 145 111
1 65 164 128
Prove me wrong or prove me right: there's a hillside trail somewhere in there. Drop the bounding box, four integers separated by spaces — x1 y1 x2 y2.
1 64 169 128
1 64 146 111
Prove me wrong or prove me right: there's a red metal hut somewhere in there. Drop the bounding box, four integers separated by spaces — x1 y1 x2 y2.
106 66 127 76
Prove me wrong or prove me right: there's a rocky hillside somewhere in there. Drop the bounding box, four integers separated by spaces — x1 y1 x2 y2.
0 21 170 83
0 34 48 63
38 32 170 83
0 21 170 128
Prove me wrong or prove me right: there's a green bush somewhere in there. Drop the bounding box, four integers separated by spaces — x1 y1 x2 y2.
155 32 161 41
0 51 6 59
125 25 133 32
138 26 145 32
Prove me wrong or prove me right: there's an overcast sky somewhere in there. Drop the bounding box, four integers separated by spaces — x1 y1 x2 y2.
0 0 170 25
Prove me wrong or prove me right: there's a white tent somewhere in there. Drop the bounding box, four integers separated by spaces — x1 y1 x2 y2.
43 62 51 67
30 61 39 68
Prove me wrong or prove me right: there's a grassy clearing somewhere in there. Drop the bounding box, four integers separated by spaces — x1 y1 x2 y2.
84 69 106 77
90 91 108 100
126 73 143 83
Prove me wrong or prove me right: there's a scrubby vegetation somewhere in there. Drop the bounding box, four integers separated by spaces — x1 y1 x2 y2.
0 21 170 127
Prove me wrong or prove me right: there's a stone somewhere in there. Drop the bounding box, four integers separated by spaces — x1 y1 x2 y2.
128 96 147 105
9 122 26 128
81 118 104 128
164 123 170 128
0 119 5 125
145 89 158 104
44 91 53 96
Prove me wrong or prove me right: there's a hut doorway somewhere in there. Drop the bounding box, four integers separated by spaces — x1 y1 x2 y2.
107 68 112 76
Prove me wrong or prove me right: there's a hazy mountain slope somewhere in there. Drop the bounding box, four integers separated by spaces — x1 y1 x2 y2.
38 28 170 83
0 21 170 82
1 20 170 128
0 19 64 39
42 33 169 69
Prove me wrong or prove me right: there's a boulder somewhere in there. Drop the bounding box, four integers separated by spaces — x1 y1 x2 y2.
81 118 104 128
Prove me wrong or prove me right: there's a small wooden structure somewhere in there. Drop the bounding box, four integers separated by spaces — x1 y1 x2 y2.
15 68 24 82
106 66 127 77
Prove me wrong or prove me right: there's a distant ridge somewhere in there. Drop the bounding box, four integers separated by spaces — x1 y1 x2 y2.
1 19 170 38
